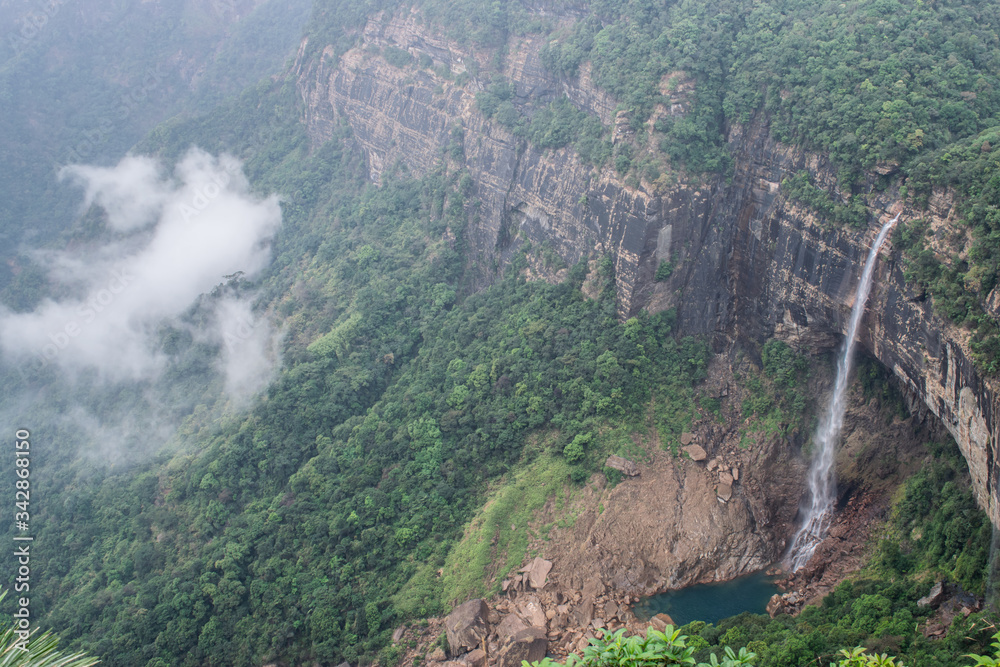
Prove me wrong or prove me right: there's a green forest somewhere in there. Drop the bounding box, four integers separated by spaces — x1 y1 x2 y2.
3 0 1000 666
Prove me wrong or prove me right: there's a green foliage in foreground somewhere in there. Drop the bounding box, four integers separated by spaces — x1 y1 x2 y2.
529 626 971 667
529 626 756 667
967 634 1000 667
529 626 1000 667
0 590 98 667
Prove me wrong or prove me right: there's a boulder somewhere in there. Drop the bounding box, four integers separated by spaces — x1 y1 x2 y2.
446 599 490 655
766 594 783 618
518 596 547 629
682 444 707 461
603 600 620 620
649 613 675 632
719 471 734 486
497 628 547 667
392 626 406 642
707 457 719 471
429 648 447 662
731 467 739 481
918 581 946 608
497 613 529 644
571 597 594 627
521 557 553 589
680 432 695 445
463 649 487 667
717 482 733 501
605 454 640 477
923 620 947 638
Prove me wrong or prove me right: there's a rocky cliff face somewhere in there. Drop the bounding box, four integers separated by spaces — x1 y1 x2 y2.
296 9 999 528
296 10 664 312
703 120 999 527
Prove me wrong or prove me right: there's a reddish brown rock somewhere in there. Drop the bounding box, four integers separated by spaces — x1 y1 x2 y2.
682 444 707 461
649 612 675 632
462 649 486 667
521 557 553 590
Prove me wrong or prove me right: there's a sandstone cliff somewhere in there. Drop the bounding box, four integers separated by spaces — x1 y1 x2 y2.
294 8 1000 530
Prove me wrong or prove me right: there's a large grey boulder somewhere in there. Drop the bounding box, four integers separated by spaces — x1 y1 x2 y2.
445 599 490 655
918 581 946 608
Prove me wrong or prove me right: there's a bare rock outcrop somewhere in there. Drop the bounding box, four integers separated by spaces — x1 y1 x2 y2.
918 581 946 608
605 455 640 477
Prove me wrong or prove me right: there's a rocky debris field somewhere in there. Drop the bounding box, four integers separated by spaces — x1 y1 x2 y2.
392 357 939 667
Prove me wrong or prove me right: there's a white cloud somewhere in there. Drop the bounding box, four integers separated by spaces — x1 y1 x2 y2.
0 148 282 393
60 155 169 232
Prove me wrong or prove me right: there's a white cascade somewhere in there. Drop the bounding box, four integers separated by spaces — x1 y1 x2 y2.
786 212 901 572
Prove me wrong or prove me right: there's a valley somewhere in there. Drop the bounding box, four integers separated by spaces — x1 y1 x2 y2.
3 0 1000 666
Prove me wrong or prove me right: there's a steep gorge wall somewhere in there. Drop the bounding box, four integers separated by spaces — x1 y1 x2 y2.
295 11 675 313
673 118 999 526
296 12 1000 527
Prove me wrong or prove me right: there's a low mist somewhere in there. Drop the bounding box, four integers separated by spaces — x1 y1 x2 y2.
0 148 283 459
1 148 281 385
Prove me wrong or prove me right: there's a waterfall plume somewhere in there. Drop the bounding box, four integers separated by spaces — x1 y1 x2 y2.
786 211 901 571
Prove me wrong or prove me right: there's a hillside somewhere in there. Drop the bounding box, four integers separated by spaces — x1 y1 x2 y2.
2 0 1000 666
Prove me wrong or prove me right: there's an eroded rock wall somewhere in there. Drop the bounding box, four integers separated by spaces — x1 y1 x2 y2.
296 11 665 313
684 119 1000 526
296 10 1000 526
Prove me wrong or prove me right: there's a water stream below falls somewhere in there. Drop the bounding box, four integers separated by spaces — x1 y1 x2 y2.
786 212 901 571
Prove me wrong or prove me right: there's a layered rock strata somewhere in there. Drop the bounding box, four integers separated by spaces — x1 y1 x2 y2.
296 9 1000 526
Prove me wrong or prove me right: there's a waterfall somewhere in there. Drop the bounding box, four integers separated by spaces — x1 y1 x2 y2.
786 212 901 572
